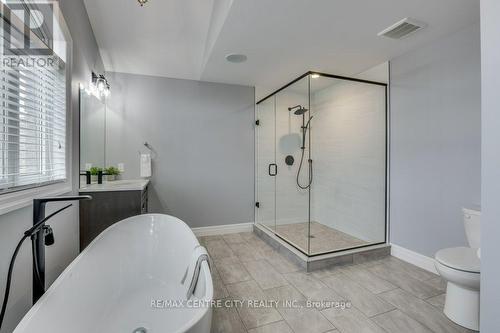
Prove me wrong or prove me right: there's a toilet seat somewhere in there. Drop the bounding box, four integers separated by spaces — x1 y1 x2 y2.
435 247 480 274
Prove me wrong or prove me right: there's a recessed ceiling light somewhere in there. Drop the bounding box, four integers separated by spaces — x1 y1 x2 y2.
225 54 247 63
311 73 320 79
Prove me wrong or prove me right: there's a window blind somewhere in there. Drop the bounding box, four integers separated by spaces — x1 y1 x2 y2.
0 5 67 193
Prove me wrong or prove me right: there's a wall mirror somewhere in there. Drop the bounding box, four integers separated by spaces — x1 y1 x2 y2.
79 89 106 174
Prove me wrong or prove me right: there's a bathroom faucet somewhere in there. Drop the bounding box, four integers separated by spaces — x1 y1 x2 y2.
79 170 110 185
32 195 92 303
80 171 91 184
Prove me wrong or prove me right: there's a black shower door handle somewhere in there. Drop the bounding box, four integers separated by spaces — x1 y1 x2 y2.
268 163 277 176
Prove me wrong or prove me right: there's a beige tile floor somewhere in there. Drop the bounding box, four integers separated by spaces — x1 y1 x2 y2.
274 222 369 255
199 232 476 333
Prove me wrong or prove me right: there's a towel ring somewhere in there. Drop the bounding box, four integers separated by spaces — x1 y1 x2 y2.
138 142 157 158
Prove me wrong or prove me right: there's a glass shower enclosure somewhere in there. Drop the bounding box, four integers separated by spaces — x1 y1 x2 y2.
255 72 387 256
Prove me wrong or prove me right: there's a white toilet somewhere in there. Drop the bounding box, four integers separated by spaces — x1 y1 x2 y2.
435 208 480 331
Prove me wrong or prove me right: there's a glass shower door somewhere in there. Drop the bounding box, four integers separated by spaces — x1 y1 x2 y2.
255 97 276 231
274 76 311 254
256 71 387 257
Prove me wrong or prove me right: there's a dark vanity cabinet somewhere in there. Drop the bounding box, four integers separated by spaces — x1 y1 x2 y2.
79 185 148 250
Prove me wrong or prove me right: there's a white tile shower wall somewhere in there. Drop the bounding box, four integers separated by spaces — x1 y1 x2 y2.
310 81 386 242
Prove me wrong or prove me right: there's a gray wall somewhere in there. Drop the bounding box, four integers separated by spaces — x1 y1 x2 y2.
390 23 481 257
105 72 255 228
0 1 103 332
480 0 500 330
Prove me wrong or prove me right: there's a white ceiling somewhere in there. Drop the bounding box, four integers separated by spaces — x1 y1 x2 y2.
83 0 215 80
83 0 479 97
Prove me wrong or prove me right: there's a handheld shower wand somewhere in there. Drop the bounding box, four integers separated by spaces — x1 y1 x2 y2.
288 105 313 189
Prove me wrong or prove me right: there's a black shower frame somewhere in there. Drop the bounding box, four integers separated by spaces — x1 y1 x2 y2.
255 71 389 257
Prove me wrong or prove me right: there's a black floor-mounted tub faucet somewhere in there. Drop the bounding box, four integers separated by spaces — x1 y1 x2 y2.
0 195 92 330
32 195 92 303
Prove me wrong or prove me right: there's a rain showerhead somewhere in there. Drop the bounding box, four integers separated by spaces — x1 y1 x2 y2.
288 105 308 115
294 107 308 115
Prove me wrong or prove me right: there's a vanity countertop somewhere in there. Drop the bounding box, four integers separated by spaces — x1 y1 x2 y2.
79 179 149 192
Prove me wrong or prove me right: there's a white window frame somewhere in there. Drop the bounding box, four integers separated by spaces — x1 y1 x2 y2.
0 1 73 215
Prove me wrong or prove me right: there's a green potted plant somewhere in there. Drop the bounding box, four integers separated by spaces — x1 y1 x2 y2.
105 166 120 181
89 167 103 183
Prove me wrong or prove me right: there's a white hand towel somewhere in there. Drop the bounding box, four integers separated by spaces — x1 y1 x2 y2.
140 153 151 178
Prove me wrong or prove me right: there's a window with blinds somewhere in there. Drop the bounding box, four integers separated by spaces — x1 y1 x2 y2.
0 5 67 193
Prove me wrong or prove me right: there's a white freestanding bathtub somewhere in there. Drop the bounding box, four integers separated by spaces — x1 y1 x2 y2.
14 214 213 333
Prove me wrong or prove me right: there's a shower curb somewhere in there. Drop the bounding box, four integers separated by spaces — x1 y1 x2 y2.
253 223 391 272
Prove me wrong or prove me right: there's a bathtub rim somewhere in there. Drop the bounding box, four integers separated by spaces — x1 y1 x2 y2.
14 213 213 333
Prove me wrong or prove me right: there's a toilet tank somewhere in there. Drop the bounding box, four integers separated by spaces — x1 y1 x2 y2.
463 207 480 248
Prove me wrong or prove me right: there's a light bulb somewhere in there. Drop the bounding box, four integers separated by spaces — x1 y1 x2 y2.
97 79 105 92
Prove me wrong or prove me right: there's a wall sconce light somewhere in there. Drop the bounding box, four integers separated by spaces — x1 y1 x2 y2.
137 0 148 6
90 71 111 98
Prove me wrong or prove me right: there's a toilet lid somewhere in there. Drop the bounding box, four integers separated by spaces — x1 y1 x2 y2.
435 247 480 273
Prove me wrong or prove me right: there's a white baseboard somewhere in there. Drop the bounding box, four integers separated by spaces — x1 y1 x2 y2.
192 222 254 237
390 243 438 274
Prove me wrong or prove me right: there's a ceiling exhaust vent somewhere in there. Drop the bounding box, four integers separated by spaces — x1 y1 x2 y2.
377 18 426 39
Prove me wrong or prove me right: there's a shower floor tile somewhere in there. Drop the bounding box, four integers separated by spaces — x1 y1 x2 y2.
274 222 368 255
